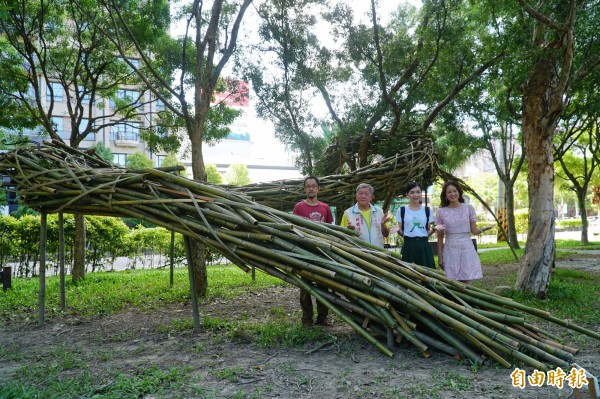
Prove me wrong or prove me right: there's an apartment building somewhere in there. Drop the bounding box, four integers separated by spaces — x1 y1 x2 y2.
26 74 167 168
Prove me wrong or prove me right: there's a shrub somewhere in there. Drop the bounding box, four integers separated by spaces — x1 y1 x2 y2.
0 215 17 268
514 209 529 234
85 216 129 271
556 219 582 230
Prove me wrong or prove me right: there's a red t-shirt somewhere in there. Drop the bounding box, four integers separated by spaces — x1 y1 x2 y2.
293 201 334 224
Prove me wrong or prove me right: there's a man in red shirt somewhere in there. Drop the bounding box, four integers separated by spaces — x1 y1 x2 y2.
293 176 334 327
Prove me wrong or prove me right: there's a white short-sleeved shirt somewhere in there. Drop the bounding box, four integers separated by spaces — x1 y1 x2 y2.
396 206 429 238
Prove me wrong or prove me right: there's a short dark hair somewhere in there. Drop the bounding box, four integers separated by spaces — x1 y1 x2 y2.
440 180 465 207
304 176 320 187
405 181 421 195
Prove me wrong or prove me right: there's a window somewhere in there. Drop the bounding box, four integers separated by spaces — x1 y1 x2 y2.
110 89 140 109
51 116 69 140
110 121 140 141
82 132 96 141
155 98 164 111
113 153 127 166
117 57 140 70
26 84 36 101
79 119 96 141
129 58 141 69
78 117 89 133
46 82 63 102
78 86 91 104
156 155 167 167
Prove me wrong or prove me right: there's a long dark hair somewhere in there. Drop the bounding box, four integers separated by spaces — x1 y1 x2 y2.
440 180 465 207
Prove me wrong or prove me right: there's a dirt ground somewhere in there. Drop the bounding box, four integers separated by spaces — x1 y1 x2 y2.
1 254 599 399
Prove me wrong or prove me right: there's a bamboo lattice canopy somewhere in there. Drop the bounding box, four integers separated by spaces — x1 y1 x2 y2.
229 136 437 211
1 140 598 370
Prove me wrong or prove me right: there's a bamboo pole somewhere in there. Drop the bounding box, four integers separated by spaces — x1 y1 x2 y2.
2 141 598 369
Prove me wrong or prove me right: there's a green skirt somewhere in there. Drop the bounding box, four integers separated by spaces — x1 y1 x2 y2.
401 237 436 269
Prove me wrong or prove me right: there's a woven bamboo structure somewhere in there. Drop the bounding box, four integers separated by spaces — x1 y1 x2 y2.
230 136 436 211
1 141 598 370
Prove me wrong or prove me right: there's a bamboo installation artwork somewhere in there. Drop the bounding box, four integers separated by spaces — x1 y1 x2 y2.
1 141 598 371
231 136 436 211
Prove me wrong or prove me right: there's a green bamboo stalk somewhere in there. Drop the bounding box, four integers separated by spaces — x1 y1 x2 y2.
408 310 485 366
287 273 394 357
459 332 513 369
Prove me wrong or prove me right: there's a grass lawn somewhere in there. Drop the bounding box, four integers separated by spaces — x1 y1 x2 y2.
1 241 599 399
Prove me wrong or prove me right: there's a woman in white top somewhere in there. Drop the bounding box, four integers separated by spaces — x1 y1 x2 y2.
396 182 436 268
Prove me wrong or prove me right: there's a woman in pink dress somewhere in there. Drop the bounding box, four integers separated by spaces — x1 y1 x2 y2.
435 181 493 283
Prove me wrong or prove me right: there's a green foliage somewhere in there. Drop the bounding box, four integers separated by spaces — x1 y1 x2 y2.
125 151 153 169
224 164 251 186
556 219 582 229
205 164 223 184
124 226 184 268
122 217 155 229
464 172 498 212
203 102 243 145
9 204 39 218
159 152 187 177
91 141 114 163
12 214 42 275
0 0 167 148
85 216 129 270
0 214 190 276
0 214 17 267
513 209 529 234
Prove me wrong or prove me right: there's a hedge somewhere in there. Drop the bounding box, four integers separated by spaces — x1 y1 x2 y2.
0 214 222 278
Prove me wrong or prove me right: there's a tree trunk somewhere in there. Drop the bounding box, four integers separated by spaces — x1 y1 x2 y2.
189 126 208 297
190 240 208 297
505 183 520 249
577 190 589 244
72 214 85 283
515 59 560 298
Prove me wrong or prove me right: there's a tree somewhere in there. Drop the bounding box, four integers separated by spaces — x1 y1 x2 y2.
125 151 153 169
224 164 251 186
205 164 223 184
98 0 254 296
555 130 599 244
248 0 503 211
456 55 527 248
0 0 170 282
244 0 328 175
511 0 600 296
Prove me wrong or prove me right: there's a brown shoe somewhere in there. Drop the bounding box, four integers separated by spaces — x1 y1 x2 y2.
315 317 330 327
302 319 314 327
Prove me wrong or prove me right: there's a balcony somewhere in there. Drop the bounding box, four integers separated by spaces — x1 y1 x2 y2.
113 138 139 147
112 132 139 147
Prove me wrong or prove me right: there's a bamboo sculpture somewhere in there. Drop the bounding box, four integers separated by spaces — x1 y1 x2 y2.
230 136 436 211
1 141 598 370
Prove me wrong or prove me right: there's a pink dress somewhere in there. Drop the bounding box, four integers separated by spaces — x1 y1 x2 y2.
435 203 482 281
